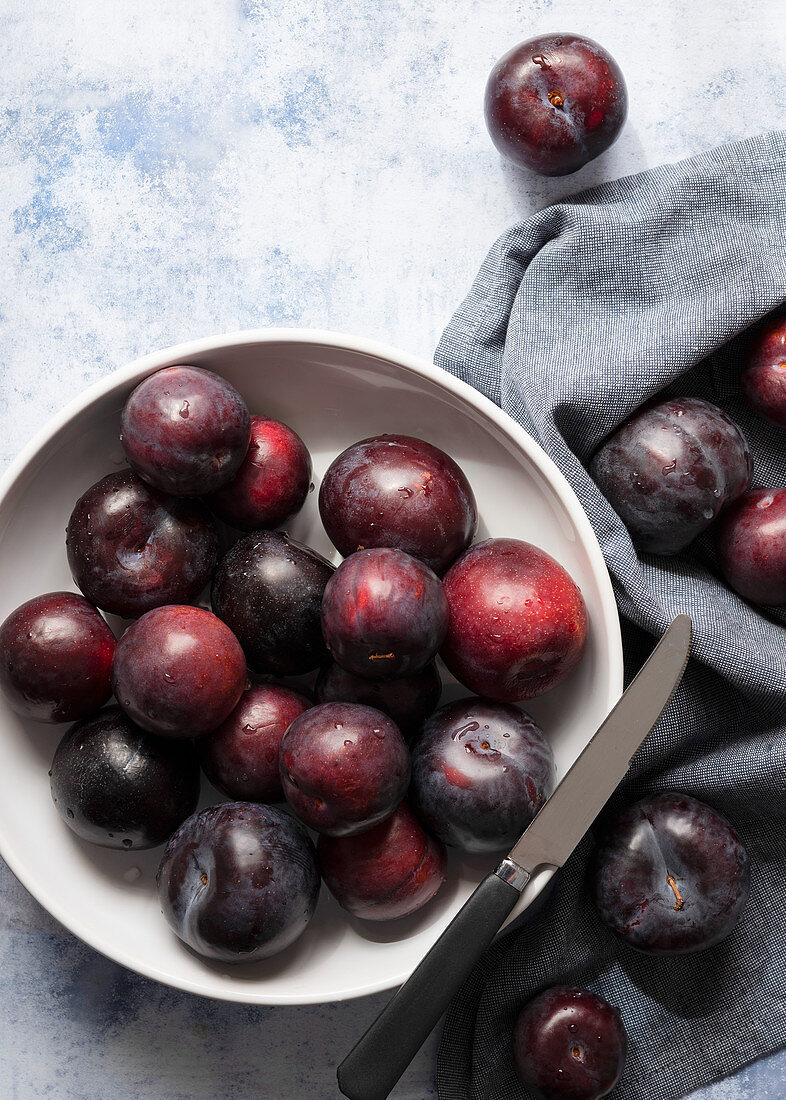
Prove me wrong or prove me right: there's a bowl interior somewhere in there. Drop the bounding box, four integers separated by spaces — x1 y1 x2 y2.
0 333 622 1004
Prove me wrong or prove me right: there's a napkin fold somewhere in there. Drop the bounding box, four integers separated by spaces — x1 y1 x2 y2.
434 131 786 1100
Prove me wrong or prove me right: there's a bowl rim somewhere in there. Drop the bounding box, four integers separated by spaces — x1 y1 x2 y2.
0 327 623 1004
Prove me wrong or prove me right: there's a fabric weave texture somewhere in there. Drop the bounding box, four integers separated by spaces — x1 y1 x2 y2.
433 130 786 1100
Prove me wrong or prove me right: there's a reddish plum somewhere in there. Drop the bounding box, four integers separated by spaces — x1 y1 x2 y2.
318 802 447 921
0 592 115 723
66 470 218 618
120 365 250 496
319 434 477 574
212 531 334 676
321 548 449 680
314 660 442 742
513 986 627 1100
741 313 786 427
111 605 246 738
200 683 312 801
590 396 752 555
716 488 786 605
591 792 750 954
485 34 628 177
208 414 312 530
50 707 200 849
157 802 320 963
440 538 587 702
411 697 555 853
279 702 410 836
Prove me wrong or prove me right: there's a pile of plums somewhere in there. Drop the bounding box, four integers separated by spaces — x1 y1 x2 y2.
0 363 593 966
0 362 755 1100
590 313 786 608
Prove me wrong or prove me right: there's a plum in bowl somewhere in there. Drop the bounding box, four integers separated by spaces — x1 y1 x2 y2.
0 329 621 1005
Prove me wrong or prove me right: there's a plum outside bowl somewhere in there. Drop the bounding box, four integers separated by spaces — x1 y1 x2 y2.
0 329 623 1005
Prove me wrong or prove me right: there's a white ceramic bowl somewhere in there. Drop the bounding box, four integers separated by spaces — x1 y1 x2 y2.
0 329 622 1005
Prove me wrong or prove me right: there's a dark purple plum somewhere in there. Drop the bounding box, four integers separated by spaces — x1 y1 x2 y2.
318 802 447 921
211 530 334 676
741 312 786 427
485 34 628 177
319 434 477 574
321 548 449 680
112 605 246 738
411 697 555 853
441 539 587 702
590 396 753 555
315 660 442 742
50 706 200 849
716 488 786 605
513 986 627 1100
120 365 251 496
591 792 750 954
208 415 312 530
157 802 320 963
66 470 218 618
279 702 410 836
0 592 115 723
200 683 312 801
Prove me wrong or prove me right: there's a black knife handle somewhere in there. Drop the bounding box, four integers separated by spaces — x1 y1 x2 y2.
336 871 521 1100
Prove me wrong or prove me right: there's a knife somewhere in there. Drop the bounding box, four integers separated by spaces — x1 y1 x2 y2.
337 614 692 1100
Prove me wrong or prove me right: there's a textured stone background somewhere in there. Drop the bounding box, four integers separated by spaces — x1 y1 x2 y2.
1 0 784 1096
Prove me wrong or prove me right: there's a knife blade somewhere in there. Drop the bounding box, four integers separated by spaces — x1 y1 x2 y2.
337 614 692 1100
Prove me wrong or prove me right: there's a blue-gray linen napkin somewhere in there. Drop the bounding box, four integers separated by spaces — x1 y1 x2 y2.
433 130 786 1100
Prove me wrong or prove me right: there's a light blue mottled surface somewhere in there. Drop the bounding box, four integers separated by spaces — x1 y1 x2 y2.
1 1 784 1096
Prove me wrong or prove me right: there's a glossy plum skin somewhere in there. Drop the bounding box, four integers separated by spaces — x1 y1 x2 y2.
440 539 587 702
212 531 334 676
50 707 200 849
716 488 786 605
513 986 627 1100
741 313 786 427
208 415 312 530
318 802 447 921
590 397 753 555
591 792 750 955
485 34 628 177
0 592 115 723
200 683 312 801
120 365 251 496
111 605 246 738
279 702 410 837
321 548 449 680
157 802 320 963
314 660 442 743
319 434 477 574
66 470 218 618
411 697 555 853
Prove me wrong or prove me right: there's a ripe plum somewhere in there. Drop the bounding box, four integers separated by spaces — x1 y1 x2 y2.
209 414 312 530
279 702 410 836
591 792 750 954
66 470 218 618
321 548 448 680
319 434 476 573
485 34 628 176
157 802 320 962
120 365 250 496
0 592 115 723
590 397 752 555
411 697 555 853
111 605 246 738
50 706 200 849
211 531 333 676
440 538 586 702
318 802 447 921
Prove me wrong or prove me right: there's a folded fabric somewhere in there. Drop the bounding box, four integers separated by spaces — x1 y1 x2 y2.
434 130 786 1100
